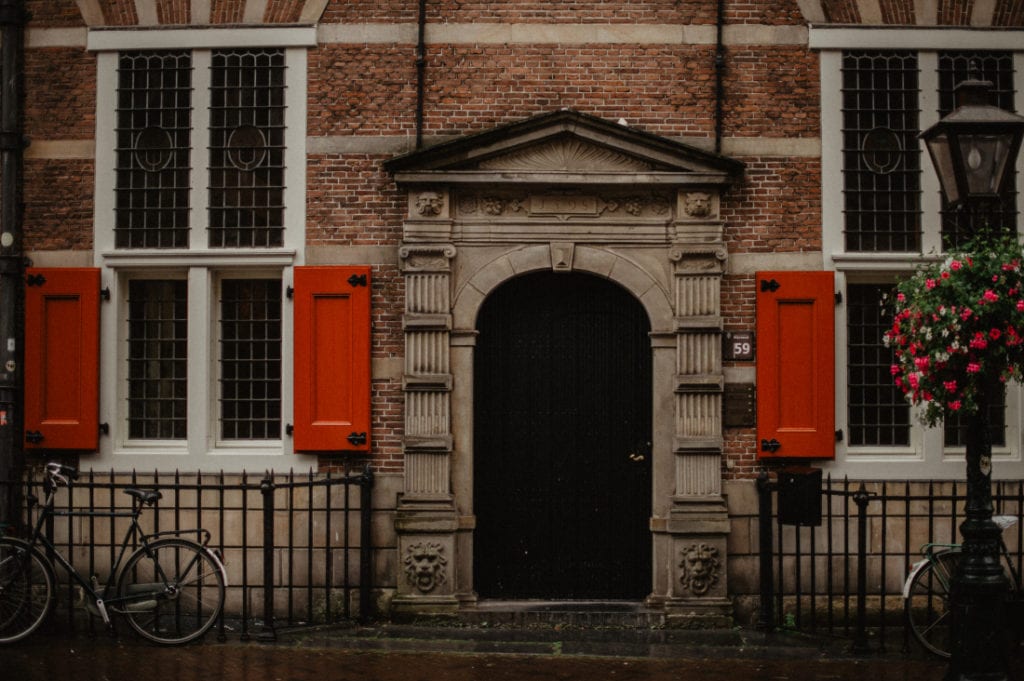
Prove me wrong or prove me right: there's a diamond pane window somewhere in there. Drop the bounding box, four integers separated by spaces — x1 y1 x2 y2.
219 279 282 440
842 51 922 252
127 280 188 439
938 51 1018 248
847 283 910 446
209 50 286 248
115 51 193 249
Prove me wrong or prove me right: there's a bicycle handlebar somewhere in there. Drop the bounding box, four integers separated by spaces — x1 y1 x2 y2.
45 462 79 487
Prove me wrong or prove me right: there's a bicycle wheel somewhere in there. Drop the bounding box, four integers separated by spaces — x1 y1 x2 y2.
116 538 224 645
906 549 960 658
0 537 55 644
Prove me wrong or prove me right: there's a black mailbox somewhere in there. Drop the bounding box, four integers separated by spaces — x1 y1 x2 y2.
777 466 822 526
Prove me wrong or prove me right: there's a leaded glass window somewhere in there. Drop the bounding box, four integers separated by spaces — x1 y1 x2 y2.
842 51 922 252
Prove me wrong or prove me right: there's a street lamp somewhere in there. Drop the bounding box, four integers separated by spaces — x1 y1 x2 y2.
919 77 1024 681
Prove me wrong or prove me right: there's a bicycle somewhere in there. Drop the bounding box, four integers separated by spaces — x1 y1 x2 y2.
903 514 1022 658
0 462 227 645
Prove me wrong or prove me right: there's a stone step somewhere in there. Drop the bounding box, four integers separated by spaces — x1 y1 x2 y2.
458 601 666 629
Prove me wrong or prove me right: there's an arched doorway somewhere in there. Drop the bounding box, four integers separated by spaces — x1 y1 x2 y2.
473 271 652 599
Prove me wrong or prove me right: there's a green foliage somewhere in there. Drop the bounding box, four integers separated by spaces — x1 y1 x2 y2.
884 234 1024 426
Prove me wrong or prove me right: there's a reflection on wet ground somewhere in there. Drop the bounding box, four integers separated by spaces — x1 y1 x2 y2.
5 636 949 681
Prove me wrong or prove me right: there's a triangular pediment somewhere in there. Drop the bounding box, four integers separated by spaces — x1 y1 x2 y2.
385 110 743 186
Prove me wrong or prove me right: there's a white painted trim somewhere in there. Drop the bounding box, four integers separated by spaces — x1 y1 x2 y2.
87 26 316 51
819 50 843 269
809 27 1024 51
821 47 1024 480
91 45 310 472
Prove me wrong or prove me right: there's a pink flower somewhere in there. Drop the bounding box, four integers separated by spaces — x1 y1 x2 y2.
944 380 958 392
990 328 1002 340
908 373 920 389
951 260 962 271
890 364 900 376
983 290 999 303
949 400 962 411
961 308 973 320
914 356 930 370
942 271 951 280
897 293 906 302
967 362 982 374
969 334 988 350
926 278 937 290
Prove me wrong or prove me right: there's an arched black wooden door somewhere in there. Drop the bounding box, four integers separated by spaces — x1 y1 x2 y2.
474 272 652 599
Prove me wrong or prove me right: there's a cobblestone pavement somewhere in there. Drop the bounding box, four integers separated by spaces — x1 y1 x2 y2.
3 626 956 681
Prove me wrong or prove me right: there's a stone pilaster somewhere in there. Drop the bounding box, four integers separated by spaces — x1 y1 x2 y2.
662 190 731 625
393 206 460 616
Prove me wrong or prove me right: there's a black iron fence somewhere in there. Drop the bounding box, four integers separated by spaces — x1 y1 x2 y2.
756 472 1024 652
1 465 374 640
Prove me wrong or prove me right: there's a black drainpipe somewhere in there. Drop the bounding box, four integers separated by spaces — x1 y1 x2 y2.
714 0 725 154
0 0 26 520
415 0 427 149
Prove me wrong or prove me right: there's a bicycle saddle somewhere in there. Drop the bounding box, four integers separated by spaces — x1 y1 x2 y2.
123 488 162 505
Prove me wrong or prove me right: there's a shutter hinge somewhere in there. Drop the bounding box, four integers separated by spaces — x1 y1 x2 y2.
25 272 45 287
285 423 293 435
835 429 844 442
101 287 110 301
25 430 44 444
760 438 781 453
99 423 109 436
759 278 780 293
835 291 843 305
347 431 367 446
286 286 294 299
347 273 368 288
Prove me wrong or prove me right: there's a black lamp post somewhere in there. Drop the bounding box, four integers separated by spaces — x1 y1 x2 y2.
920 77 1024 681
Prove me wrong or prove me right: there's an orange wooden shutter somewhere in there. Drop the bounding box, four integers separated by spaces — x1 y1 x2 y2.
24 268 101 451
293 266 372 452
756 271 835 460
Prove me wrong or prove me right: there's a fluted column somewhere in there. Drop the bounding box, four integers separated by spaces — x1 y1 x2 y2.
660 191 731 625
392 190 461 617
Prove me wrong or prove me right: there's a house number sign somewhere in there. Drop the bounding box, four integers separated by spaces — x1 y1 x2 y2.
724 331 755 361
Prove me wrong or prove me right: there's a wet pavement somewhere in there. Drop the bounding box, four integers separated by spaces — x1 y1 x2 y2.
3 625 955 681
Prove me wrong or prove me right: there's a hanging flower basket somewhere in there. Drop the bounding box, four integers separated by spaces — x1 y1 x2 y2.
884 234 1024 426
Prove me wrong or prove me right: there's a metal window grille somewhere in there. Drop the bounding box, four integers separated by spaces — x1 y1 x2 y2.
127 280 188 439
842 51 922 253
208 50 286 248
219 279 282 440
115 51 193 249
943 386 1007 447
938 51 1018 248
847 283 910 446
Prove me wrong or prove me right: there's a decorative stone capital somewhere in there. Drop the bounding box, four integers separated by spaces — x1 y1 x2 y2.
669 245 727 272
399 243 457 273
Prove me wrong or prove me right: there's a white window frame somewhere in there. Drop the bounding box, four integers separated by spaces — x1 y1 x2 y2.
91 28 316 471
815 30 1024 480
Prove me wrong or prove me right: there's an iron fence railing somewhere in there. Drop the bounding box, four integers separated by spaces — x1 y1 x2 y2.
757 472 1024 653
1 465 374 641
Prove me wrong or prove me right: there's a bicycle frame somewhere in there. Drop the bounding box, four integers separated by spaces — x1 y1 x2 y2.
20 480 198 625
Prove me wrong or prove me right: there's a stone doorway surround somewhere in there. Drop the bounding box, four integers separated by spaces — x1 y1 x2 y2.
383 110 744 624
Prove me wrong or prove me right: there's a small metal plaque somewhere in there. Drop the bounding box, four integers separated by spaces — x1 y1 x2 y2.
723 383 756 428
724 331 755 361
